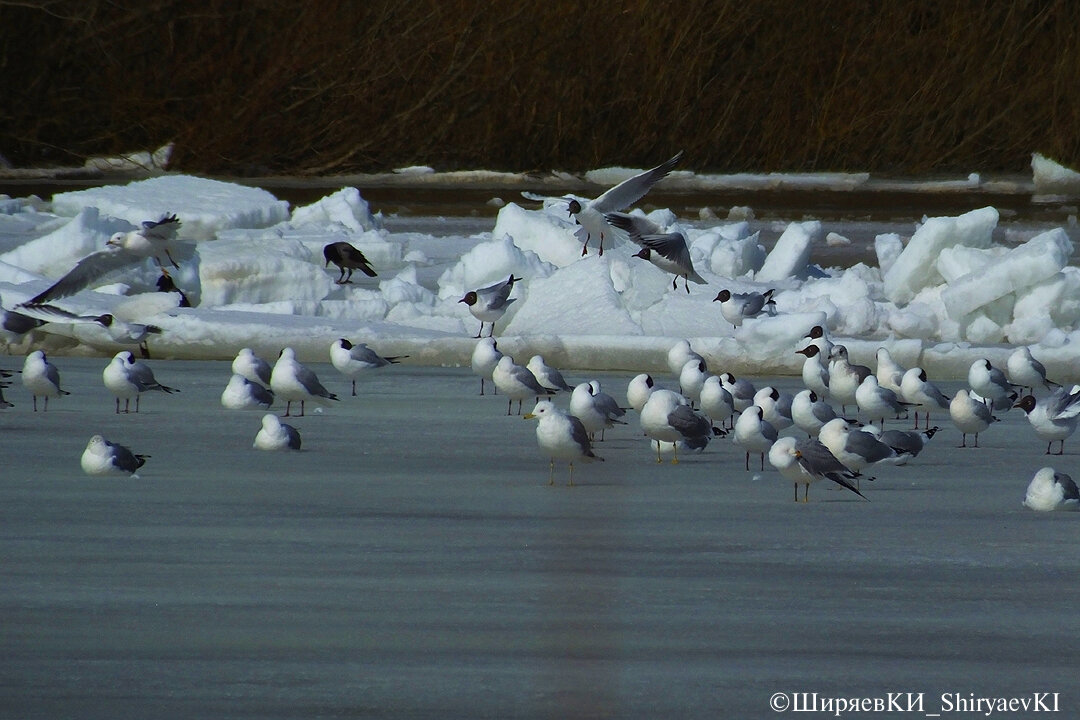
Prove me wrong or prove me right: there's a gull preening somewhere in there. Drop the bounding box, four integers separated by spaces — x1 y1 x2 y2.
459 274 522 338
323 241 378 284
221 373 275 410
270 347 339 417
232 348 273 387
81 434 149 477
492 355 551 415
102 350 178 413
1022 467 1079 511
22 350 69 411
330 338 406 396
25 213 182 305
639 389 713 464
666 339 705 377
626 373 656 413
1013 387 1080 455
470 337 502 395
524 400 603 485
254 413 302 451
604 211 706 292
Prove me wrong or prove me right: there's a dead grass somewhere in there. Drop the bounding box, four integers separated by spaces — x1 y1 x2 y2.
2 0 1078 175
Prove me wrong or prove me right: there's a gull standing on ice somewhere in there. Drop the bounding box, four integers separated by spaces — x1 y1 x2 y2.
791 389 848 438
719 372 756 413
679 358 709 407
753 386 794 431
666 339 705 377
524 400 603 486
1013 387 1080 455
603 212 706 292
102 350 178 414
558 151 683 257
827 345 872 414
796 343 830 399
526 355 574 395
877 427 939 463
25 214 183 305
22 350 69 411
470 337 502 396
900 367 950 429
1006 346 1060 395
875 347 907 395
712 288 776 329
626 373 656 413
570 382 626 440
968 359 1020 411
81 434 149 477
270 347 339 417
323 241 377 284
1022 467 1079 511
818 418 899 474
232 348 273 387
855 375 913 427
949 389 997 447
768 436 867 503
640 389 713 464
492 355 552 415
330 338 406 396
254 413 302 451
459 274 522 338
801 325 835 356
221 374 275 411
698 375 734 429
733 406 777 471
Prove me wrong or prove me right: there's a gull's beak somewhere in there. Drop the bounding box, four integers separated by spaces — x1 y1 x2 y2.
523 413 536 420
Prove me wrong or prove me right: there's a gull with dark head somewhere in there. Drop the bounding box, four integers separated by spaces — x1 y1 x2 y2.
22 349 69 411
604 211 705 292
1014 387 1080 455
713 288 776 329
459 274 522 338
330 338 406 396
102 350 178 414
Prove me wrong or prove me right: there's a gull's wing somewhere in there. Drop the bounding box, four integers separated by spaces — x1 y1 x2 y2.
567 414 595 455
25 249 141 304
844 429 895 464
11 302 103 325
603 211 663 246
476 275 518 309
1048 388 1080 420
591 151 684 213
141 213 181 241
667 404 711 439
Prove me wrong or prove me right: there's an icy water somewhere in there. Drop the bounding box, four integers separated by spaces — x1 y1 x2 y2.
2 358 1078 717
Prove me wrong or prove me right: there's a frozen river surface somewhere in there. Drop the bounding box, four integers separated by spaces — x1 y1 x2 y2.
1 359 1078 718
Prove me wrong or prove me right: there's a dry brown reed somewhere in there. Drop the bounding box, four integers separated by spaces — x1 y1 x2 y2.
2 0 1078 175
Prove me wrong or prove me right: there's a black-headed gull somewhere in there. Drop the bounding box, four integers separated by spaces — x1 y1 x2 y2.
254 413 302 451
81 434 149 477
22 349 69 411
790 389 850 438
323 241 377 284
712 288 776 328
698 375 734 429
559 151 683 257
459 274 522 338
524 400 603 486
1006 346 1060 395
604 211 705 292
826 345 872 414
877 427 939 462
626 373 656 413
1014 387 1080 455
733 406 777 471
330 338 406 396
768 436 867 502
949 389 997 447
270 347 339 417
25 214 182 305
900 367 950 429
102 350 178 413
569 382 627 441
15 303 164 358
968 358 1020 411
796 343 830 399
492 355 551 416
1022 467 1079 511
470 337 502 396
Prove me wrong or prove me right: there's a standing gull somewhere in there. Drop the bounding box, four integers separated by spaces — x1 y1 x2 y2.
22 350 69 411
470 337 503 396
949 389 997 448
232 348 272 387
855 375 913 427
768 436 867 502
733 406 777 471
827 345 872 414
323 241 377 284
330 338 406 396
626 373 656 413
254 413 302 451
818 418 899 474
604 212 706 292
640 389 713 464
666 339 705 377
524 400 603 486
570 382 627 440
492 355 552 415
679 358 709 407
459 274 522 338
699 375 734 429
25 213 183 305
791 389 850 438
102 350 178 414
753 386 794 431
968 358 1020 411
81 434 149 477
556 151 683 257
270 347 339 417
875 347 907 395
1013 387 1080 455
796 343 830 399
526 355 574 395
1007 346 1060 395
900 367 950 429
713 288 776 329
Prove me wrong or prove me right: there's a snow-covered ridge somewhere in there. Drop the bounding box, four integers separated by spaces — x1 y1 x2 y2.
0 169 1078 381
